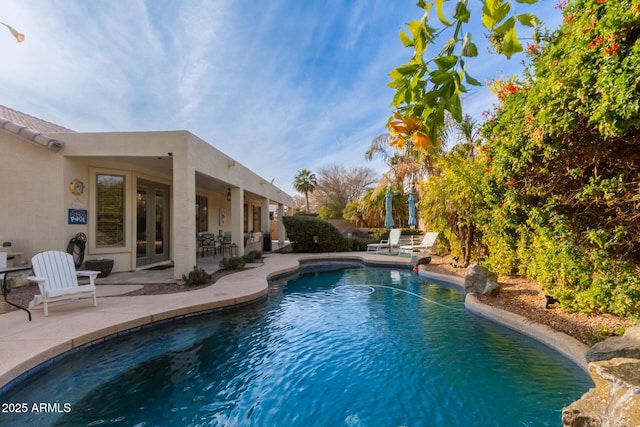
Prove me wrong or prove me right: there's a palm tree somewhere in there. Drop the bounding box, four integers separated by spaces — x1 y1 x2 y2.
293 169 318 213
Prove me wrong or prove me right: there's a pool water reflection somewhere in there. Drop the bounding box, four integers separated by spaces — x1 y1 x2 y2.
1 266 592 426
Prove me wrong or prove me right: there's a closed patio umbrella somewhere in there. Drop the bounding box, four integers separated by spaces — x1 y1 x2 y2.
408 194 417 228
384 191 394 253
384 191 394 228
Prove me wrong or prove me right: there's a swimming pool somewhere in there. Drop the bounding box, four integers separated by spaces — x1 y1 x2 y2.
1 265 591 426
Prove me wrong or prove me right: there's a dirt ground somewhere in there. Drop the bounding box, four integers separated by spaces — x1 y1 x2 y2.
421 254 635 346
2 256 635 346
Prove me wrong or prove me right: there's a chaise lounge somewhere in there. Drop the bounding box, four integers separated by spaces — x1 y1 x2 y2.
367 228 402 254
399 232 439 256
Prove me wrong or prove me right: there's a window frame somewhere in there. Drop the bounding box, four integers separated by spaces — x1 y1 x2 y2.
89 168 132 255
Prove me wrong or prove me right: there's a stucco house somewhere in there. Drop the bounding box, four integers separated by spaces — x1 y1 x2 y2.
0 105 293 279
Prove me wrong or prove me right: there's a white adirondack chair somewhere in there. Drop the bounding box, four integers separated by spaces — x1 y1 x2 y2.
27 251 99 316
399 231 439 255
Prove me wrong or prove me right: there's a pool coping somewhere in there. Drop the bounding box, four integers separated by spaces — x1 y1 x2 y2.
0 252 588 392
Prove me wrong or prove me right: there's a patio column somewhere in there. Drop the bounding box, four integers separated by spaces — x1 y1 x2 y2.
261 198 270 235
172 150 197 280
277 203 285 247
230 186 244 256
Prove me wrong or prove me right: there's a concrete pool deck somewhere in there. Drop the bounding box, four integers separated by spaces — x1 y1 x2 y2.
0 252 588 391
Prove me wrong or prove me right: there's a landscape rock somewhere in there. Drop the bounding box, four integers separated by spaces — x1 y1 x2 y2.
410 256 431 267
562 358 640 427
586 325 640 363
464 264 500 296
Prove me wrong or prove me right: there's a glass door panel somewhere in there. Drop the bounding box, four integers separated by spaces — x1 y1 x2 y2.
136 186 148 259
136 179 170 267
155 189 165 256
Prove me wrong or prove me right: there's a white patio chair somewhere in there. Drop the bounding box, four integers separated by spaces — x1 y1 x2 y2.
399 232 439 256
27 251 99 316
367 228 402 253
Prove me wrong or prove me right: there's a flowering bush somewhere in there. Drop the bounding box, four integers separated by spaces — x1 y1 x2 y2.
480 0 640 318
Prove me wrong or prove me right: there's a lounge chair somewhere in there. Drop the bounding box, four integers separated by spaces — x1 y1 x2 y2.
27 251 99 316
399 232 439 256
367 228 402 253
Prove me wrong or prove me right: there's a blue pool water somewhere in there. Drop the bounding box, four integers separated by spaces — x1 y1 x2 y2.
1 266 591 426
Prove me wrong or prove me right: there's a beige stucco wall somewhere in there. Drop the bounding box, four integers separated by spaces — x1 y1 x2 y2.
0 131 66 261
1 128 293 278
55 130 293 278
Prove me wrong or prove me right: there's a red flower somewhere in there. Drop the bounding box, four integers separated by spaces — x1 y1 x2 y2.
589 36 603 49
498 203 504 208
504 178 517 188
484 168 491 173
525 116 534 122
487 156 493 163
597 0 604 3
505 84 518 95
604 42 618 55
554 0 567 9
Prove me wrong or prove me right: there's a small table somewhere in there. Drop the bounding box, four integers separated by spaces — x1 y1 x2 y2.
1 265 34 321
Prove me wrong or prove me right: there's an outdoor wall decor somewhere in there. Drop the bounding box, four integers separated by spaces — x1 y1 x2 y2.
68 209 88 224
219 208 227 226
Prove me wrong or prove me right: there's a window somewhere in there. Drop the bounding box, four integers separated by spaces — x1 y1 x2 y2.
196 195 208 232
96 174 125 247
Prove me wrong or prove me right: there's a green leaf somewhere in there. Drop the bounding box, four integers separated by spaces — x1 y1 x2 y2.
406 20 422 40
464 71 482 86
390 87 405 107
389 69 403 80
482 0 511 29
423 90 441 108
516 13 539 27
461 32 478 57
482 0 498 28
494 16 515 35
514 0 538 4
502 26 523 59
454 1 471 22
434 55 458 71
448 93 463 121
396 63 421 75
430 70 454 84
454 71 467 93
435 0 453 26
399 30 414 47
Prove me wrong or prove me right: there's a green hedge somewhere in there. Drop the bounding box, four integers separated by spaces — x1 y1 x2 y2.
282 216 352 253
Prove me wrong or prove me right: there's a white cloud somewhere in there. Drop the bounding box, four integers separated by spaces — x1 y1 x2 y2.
1 0 564 197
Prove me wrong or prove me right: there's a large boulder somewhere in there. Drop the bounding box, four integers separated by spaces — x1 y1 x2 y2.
586 325 640 363
562 358 640 427
464 264 500 296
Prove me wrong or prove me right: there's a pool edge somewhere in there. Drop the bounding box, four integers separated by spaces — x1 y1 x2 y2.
418 269 590 372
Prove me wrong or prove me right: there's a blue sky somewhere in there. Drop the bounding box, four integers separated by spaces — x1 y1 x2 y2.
1 0 562 197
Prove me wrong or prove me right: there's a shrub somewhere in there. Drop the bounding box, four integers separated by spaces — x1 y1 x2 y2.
182 266 212 286
282 215 352 253
219 257 246 270
242 250 263 263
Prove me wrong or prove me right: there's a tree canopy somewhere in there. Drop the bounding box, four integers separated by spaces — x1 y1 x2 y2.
388 0 640 319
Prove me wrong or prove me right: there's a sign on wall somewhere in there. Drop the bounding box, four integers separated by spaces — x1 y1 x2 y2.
68 209 88 224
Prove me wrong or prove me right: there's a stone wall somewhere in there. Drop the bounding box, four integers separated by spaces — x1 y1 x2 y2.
563 326 640 426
